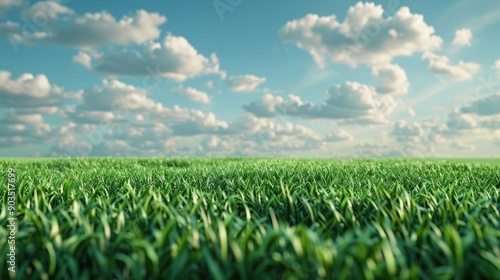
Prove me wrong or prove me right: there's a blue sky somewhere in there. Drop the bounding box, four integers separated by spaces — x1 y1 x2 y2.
0 0 499 157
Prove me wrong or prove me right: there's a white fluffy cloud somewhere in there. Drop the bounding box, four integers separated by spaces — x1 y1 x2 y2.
447 92 500 132
226 75 266 93
389 119 469 157
0 69 83 150
199 136 232 154
47 79 236 157
93 35 224 82
205 136 228 149
480 116 500 130
453 28 473 47
0 111 53 147
371 63 409 95
386 95 500 157
244 82 398 124
12 9 166 48
422 52 480 81
226 114 323 154
227 114 319 139
21 1 73 20
279 2 442 67
171 86 211 104
324 129 354 142
391 120 425 142
460 91 500 116
71 79 160 115
0 70 65 113
5 4 224 82
243 94 284 117
67 80 228 134
0 70 51 98
63 79 208 132
446 110 477 130
72 51 92 68
169 111 229 136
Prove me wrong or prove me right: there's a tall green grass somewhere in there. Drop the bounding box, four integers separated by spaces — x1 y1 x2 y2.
1 158 499 279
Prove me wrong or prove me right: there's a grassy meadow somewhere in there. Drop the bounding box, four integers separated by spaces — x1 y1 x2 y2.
1 158 499 279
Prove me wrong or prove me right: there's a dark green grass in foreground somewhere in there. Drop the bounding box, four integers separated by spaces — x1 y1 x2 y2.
0 159 499 280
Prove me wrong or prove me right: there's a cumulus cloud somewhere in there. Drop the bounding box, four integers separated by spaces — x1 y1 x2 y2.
200 136 232 153
72 51 92 68
424 90 500 134
244 82 398 124
422 52 480 81
11 9 166 48
46 79 237 157
0 70 51 98
205 135 228 149
21 1 74 21
93 35 224 82
371 63 409 95
171 86 211 104
5 4 224 83
446 110 477 130
387 119 456 157
460 91 500 116
452 28 473 47
386 101 500 157
228 114 320 140
279 2 442 67
226 75 266 93
391 120 425 143
479 115 500 130
228 114 323 154
66 80 227 136
169 110 229 136
0 111 53 147
0 70 65 113
70 79 160 115
243 94 284 117
324 129 353 142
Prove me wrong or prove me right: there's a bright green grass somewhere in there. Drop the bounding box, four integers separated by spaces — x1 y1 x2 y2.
1 158 499 280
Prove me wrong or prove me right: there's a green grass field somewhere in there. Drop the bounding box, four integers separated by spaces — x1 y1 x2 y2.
1 158 500 279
